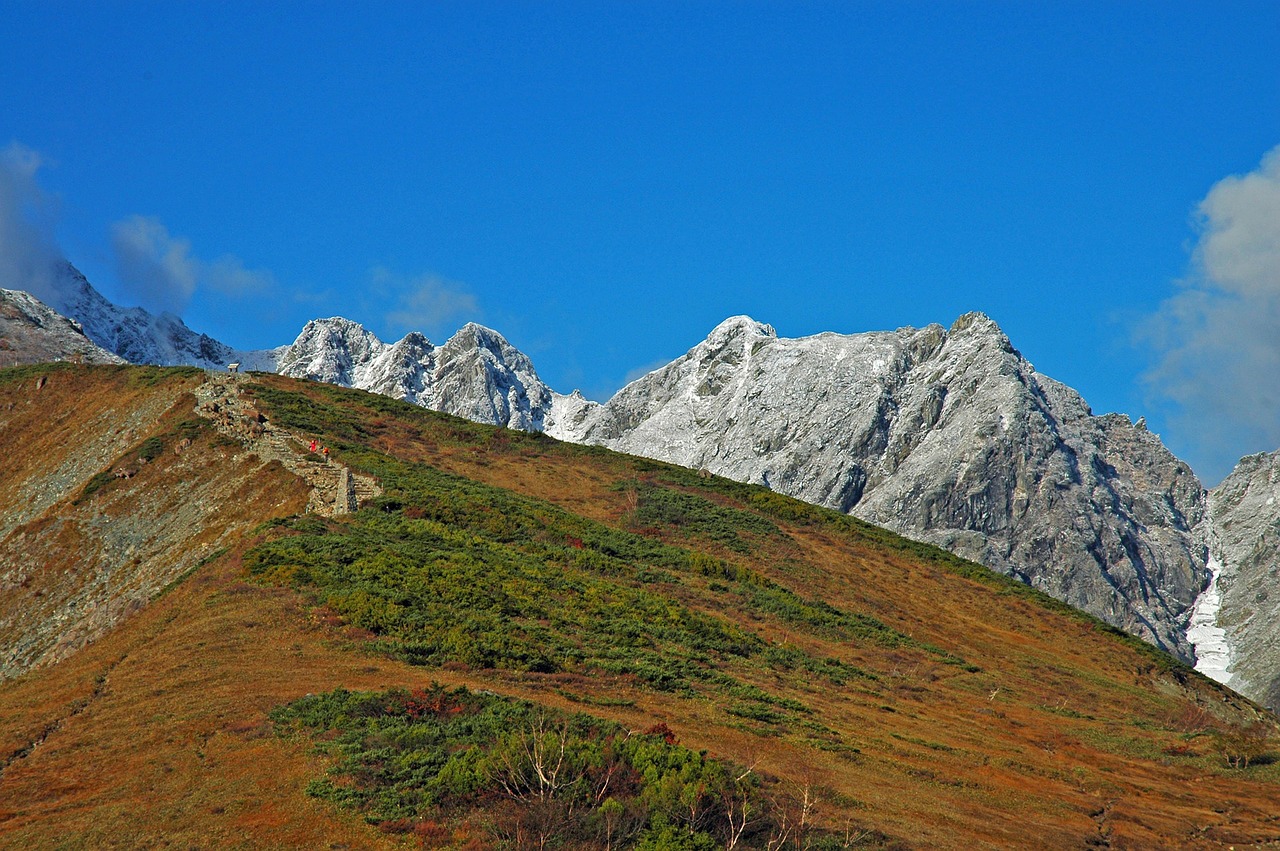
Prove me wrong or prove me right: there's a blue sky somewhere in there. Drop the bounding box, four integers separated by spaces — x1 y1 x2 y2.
2 1 1278 483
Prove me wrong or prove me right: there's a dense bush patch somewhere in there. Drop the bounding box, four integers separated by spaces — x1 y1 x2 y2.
273 685 868 849
244 450 921 699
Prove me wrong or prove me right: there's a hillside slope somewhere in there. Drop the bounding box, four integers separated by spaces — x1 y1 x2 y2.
9 271 1263 700
553 315 1207 664
1 366 1278 849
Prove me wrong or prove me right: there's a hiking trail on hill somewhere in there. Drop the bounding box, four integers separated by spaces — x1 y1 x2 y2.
194 374 381 516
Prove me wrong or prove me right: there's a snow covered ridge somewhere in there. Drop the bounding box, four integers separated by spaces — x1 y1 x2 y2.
274 317 555 431
10 270 1280 709
0 287 124 366
26 264 280 371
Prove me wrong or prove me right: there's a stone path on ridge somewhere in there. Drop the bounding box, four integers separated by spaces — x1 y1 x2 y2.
193 373 381 516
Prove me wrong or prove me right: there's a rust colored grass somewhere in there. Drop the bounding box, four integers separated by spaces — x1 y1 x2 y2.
2 368 1278 849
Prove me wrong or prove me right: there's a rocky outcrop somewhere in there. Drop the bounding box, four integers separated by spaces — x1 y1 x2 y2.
553 314 1208 660
0 370 310 680
193 374 381 517
0 288 124 366
1207 451 1280 707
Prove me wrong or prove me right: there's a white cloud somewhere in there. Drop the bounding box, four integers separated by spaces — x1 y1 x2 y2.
1143 145 1280 481
111 215 198 314
0 142 66 306
110 215 275 314
375 267 479 335
3 143 275 322
204 254 276 296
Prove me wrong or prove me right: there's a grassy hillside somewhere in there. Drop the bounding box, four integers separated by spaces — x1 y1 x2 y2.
1 365 1278 849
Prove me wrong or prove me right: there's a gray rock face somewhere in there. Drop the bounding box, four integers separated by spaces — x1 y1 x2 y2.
0 288 124 366
1207 451 1280 708
275 318 555 431
553 314 1208 660
27 264 278 370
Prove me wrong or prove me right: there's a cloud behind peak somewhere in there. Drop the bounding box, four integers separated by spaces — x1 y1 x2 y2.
1142 145 1280 483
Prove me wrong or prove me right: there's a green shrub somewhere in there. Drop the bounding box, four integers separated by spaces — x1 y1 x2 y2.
272 686 805 849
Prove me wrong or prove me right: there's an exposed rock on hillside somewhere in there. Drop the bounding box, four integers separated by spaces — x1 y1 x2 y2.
553 314 1208 660
0 368 310 680
1208 450 1280 708
0 288 123 367
193 374 381 516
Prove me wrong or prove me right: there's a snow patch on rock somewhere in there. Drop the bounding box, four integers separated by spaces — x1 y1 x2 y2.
1187 554 1233 685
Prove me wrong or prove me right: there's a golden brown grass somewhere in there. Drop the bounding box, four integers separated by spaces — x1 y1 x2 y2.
1 368 1279 849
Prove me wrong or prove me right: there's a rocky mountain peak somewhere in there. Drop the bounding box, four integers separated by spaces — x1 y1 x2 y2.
0 288 124 366
442 322 522 363
706 314 777 342
269 315 555 431
432 323 552 431
560 313 1208 661
277 317 391 386
942 310 1019 361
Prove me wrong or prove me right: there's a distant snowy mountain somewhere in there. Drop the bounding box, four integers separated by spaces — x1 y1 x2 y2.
33 263 278 370
275 317 555 431
553 314 1209 661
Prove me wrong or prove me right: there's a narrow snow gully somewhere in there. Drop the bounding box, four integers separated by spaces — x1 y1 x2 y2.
1186 554 1233 685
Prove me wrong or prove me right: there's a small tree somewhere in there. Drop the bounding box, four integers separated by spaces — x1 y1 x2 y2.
1216 723 1274 769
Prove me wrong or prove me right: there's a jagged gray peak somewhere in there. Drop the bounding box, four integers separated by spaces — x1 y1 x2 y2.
1207 451 1280 708
274 317 554 431
275 317 413 393
30 264 276 370
557 313 1208 659
0 288 124 366
431 322 554 431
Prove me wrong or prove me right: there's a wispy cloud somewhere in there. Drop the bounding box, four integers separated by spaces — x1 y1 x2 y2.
111 215 198 314
1142 145 1280 481
204 254 275 297
110 214 275 315
4 146 275 320
373 267 479 337
0 142 66 306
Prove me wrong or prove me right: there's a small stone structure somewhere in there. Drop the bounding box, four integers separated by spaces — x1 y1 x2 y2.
336 468 356 514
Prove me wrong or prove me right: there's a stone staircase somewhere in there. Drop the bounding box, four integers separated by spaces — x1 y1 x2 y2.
193 374 382 517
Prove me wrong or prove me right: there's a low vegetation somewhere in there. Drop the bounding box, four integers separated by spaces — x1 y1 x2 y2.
3 366 1279 850
245 452 900 717
273 684 873 849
